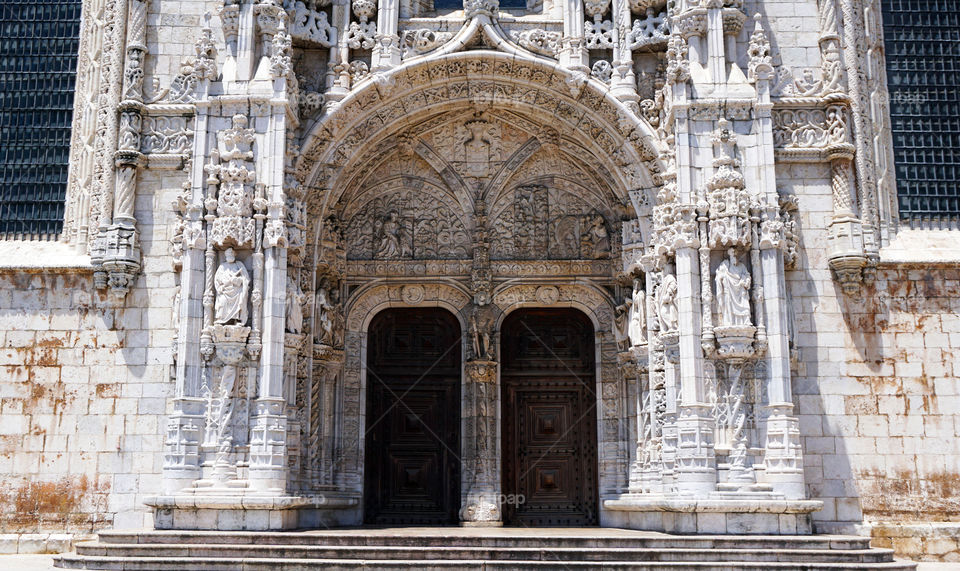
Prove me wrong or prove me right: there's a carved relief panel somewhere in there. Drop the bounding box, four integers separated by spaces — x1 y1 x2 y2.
342 184 472 260
489 182 614 261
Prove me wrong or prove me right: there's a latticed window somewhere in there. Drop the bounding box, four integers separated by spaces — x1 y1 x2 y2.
882 0 960 221
0 0 81 239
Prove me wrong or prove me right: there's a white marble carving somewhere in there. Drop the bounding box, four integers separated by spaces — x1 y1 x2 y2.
715 249 751 328
214 248 251 326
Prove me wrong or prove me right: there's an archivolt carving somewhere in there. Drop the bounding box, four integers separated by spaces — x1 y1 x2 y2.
493 283 613 329
345 283 471 331
297 52 664 217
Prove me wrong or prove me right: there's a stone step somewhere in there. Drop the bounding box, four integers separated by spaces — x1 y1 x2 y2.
52 555 920 570
94 529 875 551
71 542 898 563
54 528 916 570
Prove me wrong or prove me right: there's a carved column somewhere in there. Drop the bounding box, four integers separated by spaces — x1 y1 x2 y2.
89 0 128 289
164 33 217 492
91 0 144 300
460 358 502 525
826 145 867 294
670 33 717 494
560 0 589 71
751 21 806 498
372 0 401 70
610 0 637 102
673 246 716 495
249 37 295 488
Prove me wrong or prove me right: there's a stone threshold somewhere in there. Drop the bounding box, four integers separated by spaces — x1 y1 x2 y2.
604 495 823 514
144 493 358 511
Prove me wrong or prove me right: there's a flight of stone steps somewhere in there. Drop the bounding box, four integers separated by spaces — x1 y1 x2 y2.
54 527 918 570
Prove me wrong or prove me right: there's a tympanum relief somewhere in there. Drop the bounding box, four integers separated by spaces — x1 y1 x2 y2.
337 113 620 265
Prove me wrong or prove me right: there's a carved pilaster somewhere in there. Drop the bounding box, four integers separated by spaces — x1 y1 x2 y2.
93 0 148 300
460 359 502 526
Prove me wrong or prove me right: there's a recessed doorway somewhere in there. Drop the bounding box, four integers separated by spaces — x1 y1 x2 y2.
500 308 599 526
363 308 462 524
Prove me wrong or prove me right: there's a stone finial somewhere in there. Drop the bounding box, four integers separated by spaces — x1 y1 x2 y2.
747 14 773 83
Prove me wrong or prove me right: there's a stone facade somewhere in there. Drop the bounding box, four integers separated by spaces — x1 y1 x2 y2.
0 0 958 562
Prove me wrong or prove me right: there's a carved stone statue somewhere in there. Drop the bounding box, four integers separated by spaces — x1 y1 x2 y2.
316 285 344 348
316 285 333 345
583 214 610 259
715 248 752 327
285 276 305 334
214 248 250 325
657 273 679 334
469 311 492 361
375 212 402 259
628 278 647 346
614 301 630 351
327 289 345 348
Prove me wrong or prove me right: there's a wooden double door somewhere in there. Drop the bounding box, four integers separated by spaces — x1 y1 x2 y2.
501 308 599 526
363 306 598 527
364 308 462 524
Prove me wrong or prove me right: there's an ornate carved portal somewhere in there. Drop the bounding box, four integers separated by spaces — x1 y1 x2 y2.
152 15 816 532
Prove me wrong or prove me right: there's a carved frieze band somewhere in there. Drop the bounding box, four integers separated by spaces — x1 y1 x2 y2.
772 102 852 162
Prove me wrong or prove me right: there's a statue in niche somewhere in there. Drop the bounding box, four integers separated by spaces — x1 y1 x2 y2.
285 276 305 334
629 278 647 346
327 289 345 347
316 285 344 348
657 273 679 334
715 248 752 327
316 285 333 345
614 301 630 351
582 214 610 259
469 310 493 361
214 248 250 326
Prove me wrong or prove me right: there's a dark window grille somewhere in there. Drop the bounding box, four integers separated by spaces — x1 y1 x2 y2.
881 0 960 221
0 0 81 239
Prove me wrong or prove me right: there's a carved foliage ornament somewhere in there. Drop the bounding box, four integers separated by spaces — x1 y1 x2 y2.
510 29 562 58
772 105 849 149
401 29 454 58
627 9 669 50
163 16 218 104
285 0 336 47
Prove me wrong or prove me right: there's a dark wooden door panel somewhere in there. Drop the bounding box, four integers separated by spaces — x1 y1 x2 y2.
364 309 461 525
501 309 598 527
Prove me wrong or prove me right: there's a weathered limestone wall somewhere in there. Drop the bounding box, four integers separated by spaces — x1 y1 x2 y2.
0 171 184 551
783 162 960 561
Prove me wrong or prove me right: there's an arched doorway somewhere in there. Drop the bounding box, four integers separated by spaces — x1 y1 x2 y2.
500 308 599 526
363 307 462 524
